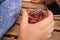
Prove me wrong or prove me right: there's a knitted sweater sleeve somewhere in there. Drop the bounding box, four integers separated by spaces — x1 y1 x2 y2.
0 0 22 38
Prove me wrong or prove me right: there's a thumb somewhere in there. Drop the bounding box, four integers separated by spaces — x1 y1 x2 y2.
21 9 28 24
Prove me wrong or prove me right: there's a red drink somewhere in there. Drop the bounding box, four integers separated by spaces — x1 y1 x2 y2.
28 8 48 24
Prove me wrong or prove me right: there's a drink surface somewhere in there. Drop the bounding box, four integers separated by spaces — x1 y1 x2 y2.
28 8 48 24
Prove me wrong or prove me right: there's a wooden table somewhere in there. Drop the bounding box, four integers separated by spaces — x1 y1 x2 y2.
2 0 60 40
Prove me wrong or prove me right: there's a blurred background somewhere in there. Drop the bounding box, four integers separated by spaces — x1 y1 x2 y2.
2 0 60 40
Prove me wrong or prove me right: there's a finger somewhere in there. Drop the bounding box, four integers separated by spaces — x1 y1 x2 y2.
47 20 54 33
45 20 54 33
49 27 54 34
42 20 54 37
47 27 54 38
21 9 28 24
48 10 54 20
47 20 54 29
48 34 52 39
47 21 54 38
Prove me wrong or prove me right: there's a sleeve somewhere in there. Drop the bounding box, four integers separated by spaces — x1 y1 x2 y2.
0 0 22 38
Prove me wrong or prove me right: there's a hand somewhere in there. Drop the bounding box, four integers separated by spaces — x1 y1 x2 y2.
19 9 54 40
